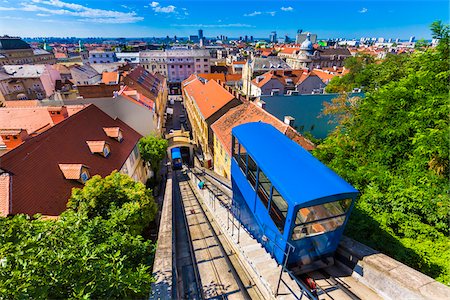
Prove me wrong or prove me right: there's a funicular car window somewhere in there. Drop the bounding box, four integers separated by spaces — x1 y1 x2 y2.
291 198 352 240
247 155 258 188
269 187 288 233
257 169 271 208
232 137 239 161
238 144 247 174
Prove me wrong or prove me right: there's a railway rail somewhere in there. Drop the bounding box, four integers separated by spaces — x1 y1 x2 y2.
173 169 265 299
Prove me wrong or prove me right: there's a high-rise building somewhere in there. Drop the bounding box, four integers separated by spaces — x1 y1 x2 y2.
198 29 204 40
409 36 415 43
269 31 277 43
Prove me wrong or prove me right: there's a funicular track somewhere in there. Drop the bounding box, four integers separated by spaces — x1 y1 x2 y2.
173 168 263 299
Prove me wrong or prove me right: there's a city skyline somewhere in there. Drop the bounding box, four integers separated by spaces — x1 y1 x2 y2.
0 0 448 39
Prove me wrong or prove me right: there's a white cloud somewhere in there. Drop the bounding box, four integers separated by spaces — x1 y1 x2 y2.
281 6 293 12
244 11 261 17
0 6 15 10
150 1 175 13
359 8 368 13
36 13 50 16
173 23 255 28
5 0 145 23
244 11 275 17
154 5 175 13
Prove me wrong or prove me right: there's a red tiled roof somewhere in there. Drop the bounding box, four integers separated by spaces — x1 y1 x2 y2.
197 73 242 84
251 70 308 88
196 73 226 83
279 47 300 54
4 100 41 107
102 71 119 84
0 104 142 216
120 86 155 111
182 75 236 120
211 101 315 156
311 69 337 82
122 66 164 102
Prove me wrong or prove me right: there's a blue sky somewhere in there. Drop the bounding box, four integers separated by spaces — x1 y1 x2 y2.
0 0 448 39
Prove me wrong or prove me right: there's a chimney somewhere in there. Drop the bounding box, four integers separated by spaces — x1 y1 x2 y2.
284 116 295 127
256 100 266 109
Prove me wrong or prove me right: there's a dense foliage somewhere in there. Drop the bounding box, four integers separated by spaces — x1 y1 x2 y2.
315 22 450 284
138 134 169 184
68 171 158 235
0 172 157 298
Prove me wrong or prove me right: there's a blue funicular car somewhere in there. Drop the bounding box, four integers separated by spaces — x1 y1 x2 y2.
231 122 358 273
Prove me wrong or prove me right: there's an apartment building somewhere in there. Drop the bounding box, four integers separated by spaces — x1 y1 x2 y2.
0 64 61 101
88 50 117 64
0 36 56 65
140 49 211 83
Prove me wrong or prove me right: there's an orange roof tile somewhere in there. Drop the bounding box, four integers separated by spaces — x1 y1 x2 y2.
211 101 315 157
197 73 226 83
103 127 122 139
280 47 300 54
102 71 119 84
311 69 338 82
4 100 41 107
182 75 236 120
86 141 107 153
58 164 85 180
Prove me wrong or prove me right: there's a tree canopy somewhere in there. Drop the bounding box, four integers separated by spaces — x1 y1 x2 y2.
315 22 450 284
138 134 168 182
0 172 158 298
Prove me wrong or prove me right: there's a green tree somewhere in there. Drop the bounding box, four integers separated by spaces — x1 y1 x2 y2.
67 171 157 235
315 22 450 284
430 20 449 62
138 134 168 184
0 213 155 298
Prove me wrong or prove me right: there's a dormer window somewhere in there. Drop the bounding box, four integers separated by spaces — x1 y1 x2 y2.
80 170 90 183
86 141 110 157
103 127 123 142
58 164 90 184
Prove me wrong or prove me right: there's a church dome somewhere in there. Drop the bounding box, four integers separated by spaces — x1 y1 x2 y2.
300 33 313 51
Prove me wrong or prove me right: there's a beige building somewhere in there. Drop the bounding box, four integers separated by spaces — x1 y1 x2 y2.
0 65 61 101
0 36 56 65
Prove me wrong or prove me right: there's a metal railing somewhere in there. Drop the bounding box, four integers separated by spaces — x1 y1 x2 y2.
262 223 318 300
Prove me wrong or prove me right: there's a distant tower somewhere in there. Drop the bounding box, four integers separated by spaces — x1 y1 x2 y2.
78 40 84 52
409 36 415 43
269 31 277 43
198 29 204 40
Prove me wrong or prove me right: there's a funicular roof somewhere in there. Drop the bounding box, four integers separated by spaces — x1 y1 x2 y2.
232 122 358 207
